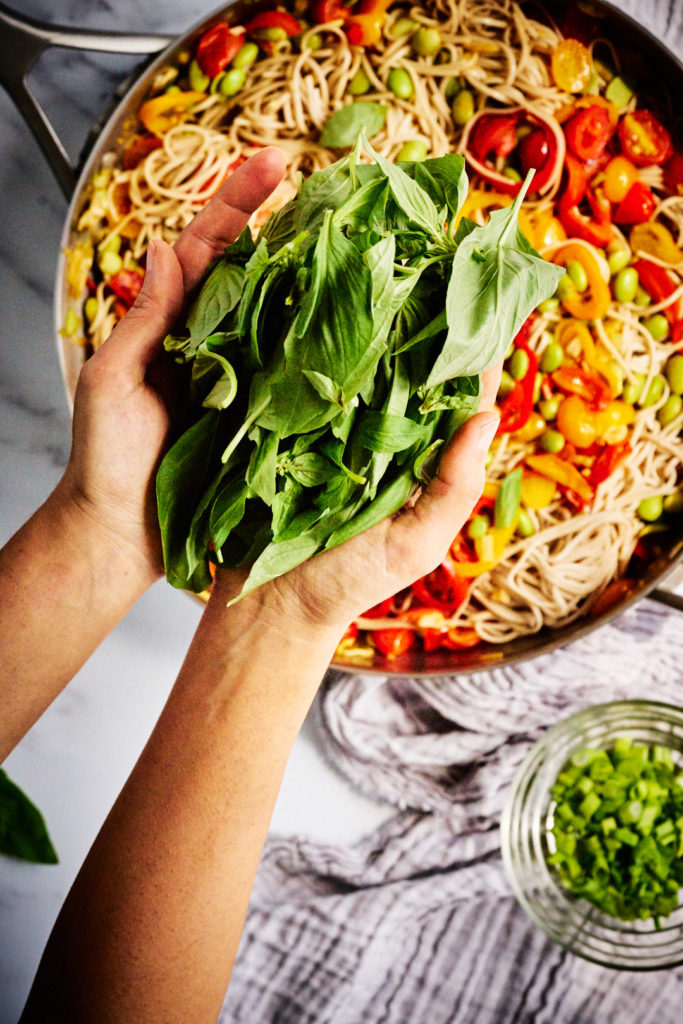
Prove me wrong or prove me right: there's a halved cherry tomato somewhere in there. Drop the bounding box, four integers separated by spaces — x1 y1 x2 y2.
470 113 519 161
613 181 656 225
602 155 639 203
551 38 592 93
345 0 393 47
123 133 163 170
196 23 246 77
519 129 549 176
372 628 416 657
139 91 206 136
564 105 613 162
551 365 612 409
618 110 673 167
556 394 598 448
245 10 301 38
108 269 144 309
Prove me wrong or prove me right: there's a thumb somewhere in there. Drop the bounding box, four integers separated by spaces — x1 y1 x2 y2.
101 240 185 374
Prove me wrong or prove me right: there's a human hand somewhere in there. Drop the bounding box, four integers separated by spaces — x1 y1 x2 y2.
57 149 286 585
211 366 501 639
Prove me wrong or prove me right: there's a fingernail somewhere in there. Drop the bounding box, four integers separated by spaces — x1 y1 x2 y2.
474 412 499 452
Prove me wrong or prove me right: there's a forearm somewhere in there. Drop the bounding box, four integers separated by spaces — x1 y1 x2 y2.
21 571 340 1024
0 480 158 759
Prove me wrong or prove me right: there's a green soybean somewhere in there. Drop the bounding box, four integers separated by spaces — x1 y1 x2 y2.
84 297 99 323
509 348 530 380
566 259 589 293
388 68 414 100
392 17 419 37
468 514 490 540
220 68 247 97
540 341 564 374
644 313 669 341
657 394 683 427
556 273 577 302
540 429 566 453
622 372 645 405
348 68 371 95
637 495 664 522
503 166 522 183
607 247 631 275
99 250 123 275
665 354 683 395
232 42 259 68
663 490 683 515
640 374 665 408
537 296 560 314
188 59 210 92
302 32 322 51
411 27 442 56
634 286 652 307
613 266 639 303
254 26 287 42
539 397 561 421
498 370 516 399
451 89 474 125
444 76 463 101
396 139 428 162
517 507 535 538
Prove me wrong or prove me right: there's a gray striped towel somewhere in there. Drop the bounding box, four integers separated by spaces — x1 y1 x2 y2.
218 2 683 1017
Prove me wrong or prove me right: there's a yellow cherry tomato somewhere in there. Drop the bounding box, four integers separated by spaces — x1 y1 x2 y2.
551 39 592 94
521 471 557 509
515 412 546 442
595 400 636 435
629 221 683 265
530 210 568 250
603 155 639 203
556 394 599 448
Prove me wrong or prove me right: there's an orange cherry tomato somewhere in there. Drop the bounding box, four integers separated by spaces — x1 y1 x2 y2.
372 628 416 658
603 155 639 203
551 39 592 93
556 394 599 448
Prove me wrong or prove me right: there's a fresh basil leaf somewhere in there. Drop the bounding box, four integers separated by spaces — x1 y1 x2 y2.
246 429 279 506
356 411 429 453
0 769 58 864
495 467 523 529
364 137 443 241
210 476 250 555
325 468 415 550
186 261 245 342
406 154 468 224
302 369 346 408
320 102 387 148
284 452 337 488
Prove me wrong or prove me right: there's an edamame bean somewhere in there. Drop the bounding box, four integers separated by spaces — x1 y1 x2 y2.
643 313 669 341
664 491 683 515
509 348 530 380
348 68 371 95
444 76 462 101
612 266 639 303
665 353 683 395
411 27 442 56
188 59 210 91
220 68 247 97
539 397 561 420
396 139 428 162
566 259 588 293
637 495 663 522
537 297 560 314
517 507 535 538
622 372 645 405
303 33 323 51
392 17 419 37
657 394 683 426
84 297 99 323
556 273 577 302
498 370 516 399
540 429 565 453
232 41 259 68
640 373 665 408
468 515 490 540
255 26 287 42
388 68 414 99
539 341 564 373
99 250 123 275
451 89 474 125
62 309 80 337
634 286 651 307
503 166 522 183
607 248 630 275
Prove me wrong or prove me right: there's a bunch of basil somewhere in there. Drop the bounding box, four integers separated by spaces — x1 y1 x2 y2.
157 139 563 600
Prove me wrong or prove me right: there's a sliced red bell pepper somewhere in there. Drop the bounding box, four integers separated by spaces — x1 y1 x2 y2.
588 440 632 488
361 597 393 618
462 108 565 196
196 22 246 77
613 181 656 225
410 558 471 616
564 105 613 163
123 133 163 170
497 321 539 434
557 154 613 247
372 627 416 657
441 627 481 650
244 10 301 38
632 258 681 326
108 269 144 309
551 365 612 410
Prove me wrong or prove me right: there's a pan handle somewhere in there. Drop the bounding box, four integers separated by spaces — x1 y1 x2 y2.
0 1 173 198
647 565 683 615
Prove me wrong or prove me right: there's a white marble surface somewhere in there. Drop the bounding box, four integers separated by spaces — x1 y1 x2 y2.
0 1 681 1022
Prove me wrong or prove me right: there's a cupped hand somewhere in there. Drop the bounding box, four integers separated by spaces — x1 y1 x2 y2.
212 366 502 639
57 148 286 584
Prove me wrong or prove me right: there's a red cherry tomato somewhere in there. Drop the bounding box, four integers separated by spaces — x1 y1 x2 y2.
518 129 550 176
564 105 613 162
196 22 246 78
469 113 519 161
613 181 657 225
618 110 673 167
108 269 144 309
372 628 416 658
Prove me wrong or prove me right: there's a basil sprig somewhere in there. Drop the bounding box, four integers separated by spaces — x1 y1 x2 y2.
157 140 563 600
0 769 58 864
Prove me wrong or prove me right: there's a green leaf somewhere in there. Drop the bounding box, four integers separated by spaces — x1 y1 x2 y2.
325 468 415 550
246 429 279 506
356 411 429 453
495 467 523 529
364 137 443 240
210 476 250 556
186 260 245 342
405 154 468 224
319 102 387 148
0 769 58 864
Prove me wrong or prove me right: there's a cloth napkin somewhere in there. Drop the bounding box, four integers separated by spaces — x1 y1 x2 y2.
220 599 683 1024
218 2 683 1018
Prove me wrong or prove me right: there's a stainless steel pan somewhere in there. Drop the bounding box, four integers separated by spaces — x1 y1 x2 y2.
2 0 682 676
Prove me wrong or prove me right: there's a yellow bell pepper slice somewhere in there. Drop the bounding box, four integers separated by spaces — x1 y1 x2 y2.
554 319 622 398
452 519 519 577
139 90 206 136
526 453 593 503
521 471 557 509
552 242 611 320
